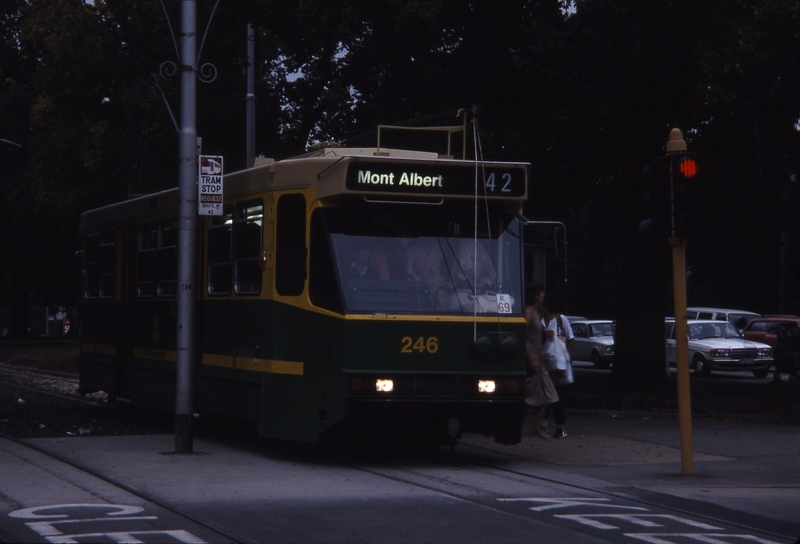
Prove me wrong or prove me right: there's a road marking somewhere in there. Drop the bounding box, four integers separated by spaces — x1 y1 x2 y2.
498 497 786 544
498 497 647 511
8 503 207 544
556 513 721 530
624 534 784 544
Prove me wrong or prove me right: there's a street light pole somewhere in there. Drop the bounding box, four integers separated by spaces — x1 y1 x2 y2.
246 24 255 167
175 0 198 454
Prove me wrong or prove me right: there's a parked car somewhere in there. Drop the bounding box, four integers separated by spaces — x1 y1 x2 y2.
741 317 800 380
564 315 587 324
570 320 615 369
741 317 800 348
665 319 773 377
685 307 762 331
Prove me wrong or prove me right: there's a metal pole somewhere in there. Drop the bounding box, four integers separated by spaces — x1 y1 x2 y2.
246 24 255 167
666 128 693 475
671 238 694 474
175 0 197 454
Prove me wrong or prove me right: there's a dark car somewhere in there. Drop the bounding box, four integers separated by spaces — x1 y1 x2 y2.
742 317 800 382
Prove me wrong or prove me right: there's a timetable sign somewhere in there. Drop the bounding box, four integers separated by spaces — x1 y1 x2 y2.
198 155 224 216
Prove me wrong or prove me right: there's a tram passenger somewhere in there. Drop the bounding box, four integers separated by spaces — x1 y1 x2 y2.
348 243 381 280
368 241 392 280
405 239 451 309
451 239 496 294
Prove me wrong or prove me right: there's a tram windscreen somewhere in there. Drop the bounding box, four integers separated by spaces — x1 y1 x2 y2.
317 203 524 315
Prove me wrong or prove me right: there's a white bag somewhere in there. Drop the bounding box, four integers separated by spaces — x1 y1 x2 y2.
543 338 573 384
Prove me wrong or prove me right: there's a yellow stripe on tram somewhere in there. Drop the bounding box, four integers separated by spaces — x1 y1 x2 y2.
80 343 117 355
202 353 304 376
133 348 177 361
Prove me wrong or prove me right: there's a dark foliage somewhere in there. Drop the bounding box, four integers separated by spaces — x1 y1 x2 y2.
1 0 800 334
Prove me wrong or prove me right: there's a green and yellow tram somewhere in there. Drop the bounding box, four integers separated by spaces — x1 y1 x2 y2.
78 144 530 445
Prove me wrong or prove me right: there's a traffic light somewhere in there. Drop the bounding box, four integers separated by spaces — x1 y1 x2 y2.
638 157 671 241
670 153 702 240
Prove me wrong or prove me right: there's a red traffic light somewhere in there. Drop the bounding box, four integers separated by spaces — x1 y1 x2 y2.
679 157 697 178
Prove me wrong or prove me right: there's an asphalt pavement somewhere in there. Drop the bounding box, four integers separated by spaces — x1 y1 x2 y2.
1 408 798 543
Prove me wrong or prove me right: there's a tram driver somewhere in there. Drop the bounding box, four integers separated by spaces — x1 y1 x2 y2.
451 239 496 294
405 239 452 310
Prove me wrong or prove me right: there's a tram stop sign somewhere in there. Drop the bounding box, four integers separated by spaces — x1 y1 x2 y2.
198 155 224 216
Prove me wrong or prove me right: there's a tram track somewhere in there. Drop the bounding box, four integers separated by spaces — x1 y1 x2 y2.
1 364 796 543
0 363 81 397
0 433 250 544
342 442 796 543
456 443 795 542
0 366 249 544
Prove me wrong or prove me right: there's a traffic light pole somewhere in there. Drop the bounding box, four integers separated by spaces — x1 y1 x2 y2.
667 129 694 476
671 238 694 474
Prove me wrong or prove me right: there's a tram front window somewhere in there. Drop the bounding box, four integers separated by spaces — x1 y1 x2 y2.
325 207 523 315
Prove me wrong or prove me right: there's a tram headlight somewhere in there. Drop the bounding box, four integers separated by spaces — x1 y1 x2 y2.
478 380 496 393
375 379 394 392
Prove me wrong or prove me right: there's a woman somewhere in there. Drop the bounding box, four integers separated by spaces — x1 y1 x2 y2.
541 293 575 439
524 283 558 441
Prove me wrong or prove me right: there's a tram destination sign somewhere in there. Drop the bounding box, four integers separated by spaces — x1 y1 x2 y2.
345 160 526 197
198 155 224 216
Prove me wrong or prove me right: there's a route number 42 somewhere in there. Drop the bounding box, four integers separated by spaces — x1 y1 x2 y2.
484 172 512 193
401 337 439 353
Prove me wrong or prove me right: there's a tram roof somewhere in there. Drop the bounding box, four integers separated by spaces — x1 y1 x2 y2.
80 147 529 232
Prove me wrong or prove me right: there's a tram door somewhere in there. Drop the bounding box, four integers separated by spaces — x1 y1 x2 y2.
522 222 567 287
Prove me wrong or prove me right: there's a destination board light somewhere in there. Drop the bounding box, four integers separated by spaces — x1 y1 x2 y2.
345 159 527 197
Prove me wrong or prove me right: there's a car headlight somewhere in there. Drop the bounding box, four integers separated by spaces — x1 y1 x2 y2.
604 346 614 355
758 348 772 357
710 349 730 357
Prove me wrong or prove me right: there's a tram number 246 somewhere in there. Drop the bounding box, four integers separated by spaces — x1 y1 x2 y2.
401 336 439 354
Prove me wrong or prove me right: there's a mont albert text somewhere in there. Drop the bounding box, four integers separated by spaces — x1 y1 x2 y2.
357 170 444 188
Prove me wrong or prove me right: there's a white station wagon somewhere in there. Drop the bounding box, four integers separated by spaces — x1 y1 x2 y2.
571 320 615 369
665 319 773 377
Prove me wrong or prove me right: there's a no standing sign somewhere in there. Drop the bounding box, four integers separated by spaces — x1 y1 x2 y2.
198 155 224 216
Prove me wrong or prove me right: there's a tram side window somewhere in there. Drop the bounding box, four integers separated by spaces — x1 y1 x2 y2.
276 194 306 296
84 231 115 299
207 205 233 295
137 219 177 298
137 224 158 297
234 200 263 295
158 220 177 297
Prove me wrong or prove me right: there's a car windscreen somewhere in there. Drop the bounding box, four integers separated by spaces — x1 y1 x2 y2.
316 202 524 315
688 322 740 340
589 323 613 337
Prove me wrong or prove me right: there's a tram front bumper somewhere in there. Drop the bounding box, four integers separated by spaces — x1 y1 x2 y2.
343 397 525 444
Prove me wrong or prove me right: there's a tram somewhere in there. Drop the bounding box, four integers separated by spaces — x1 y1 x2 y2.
78 139 530 446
